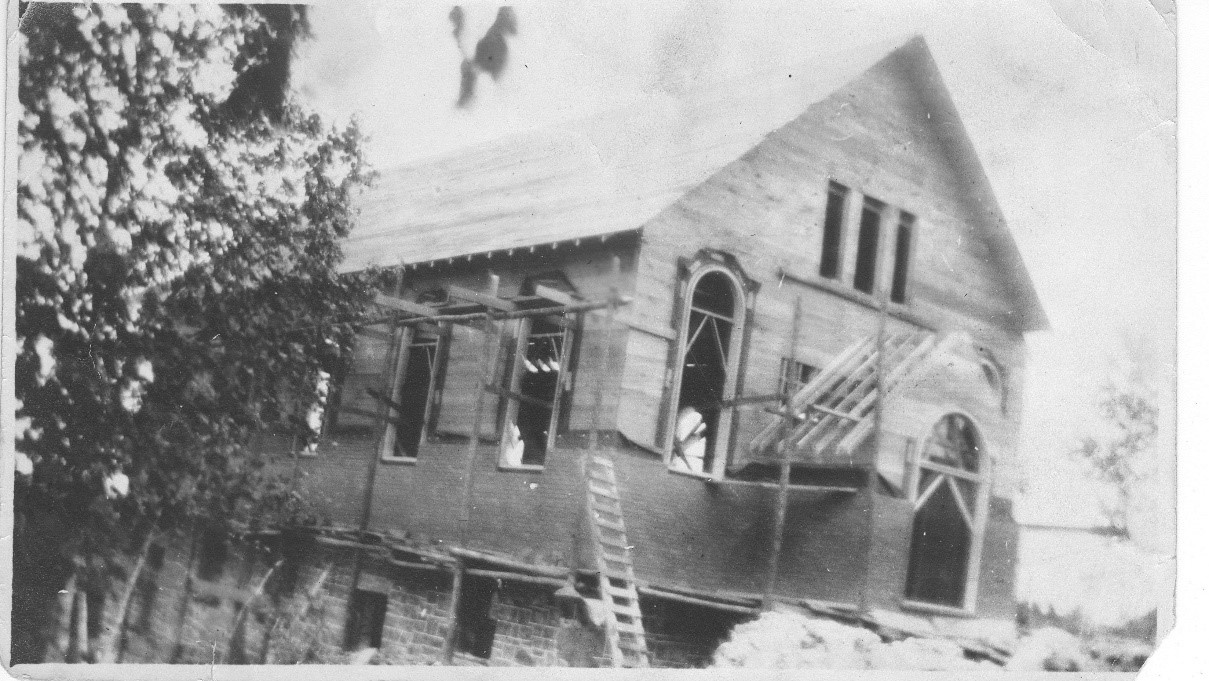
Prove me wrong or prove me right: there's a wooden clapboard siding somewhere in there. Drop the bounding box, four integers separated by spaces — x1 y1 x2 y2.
614 35 1034 477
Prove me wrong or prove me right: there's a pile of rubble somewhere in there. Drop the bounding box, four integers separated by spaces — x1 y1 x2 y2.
712 608 1151 671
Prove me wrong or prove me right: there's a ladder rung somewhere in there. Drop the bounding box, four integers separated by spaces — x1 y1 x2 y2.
614 622 644 635
591 504 623 518
599 546 631 561
588 484 619 500
601 559 630 574
610 604 643 618
588 466 615 479
601 568 634 582
609 585 638 602
596 518 627 534
598 538 629 553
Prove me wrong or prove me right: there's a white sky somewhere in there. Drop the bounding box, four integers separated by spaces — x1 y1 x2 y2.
294 0 1177 554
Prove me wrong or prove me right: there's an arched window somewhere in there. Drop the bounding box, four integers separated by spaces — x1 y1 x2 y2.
669 269 744 476
905 413 987 609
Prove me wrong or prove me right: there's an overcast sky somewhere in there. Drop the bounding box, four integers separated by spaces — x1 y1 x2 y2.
293 0 1177 559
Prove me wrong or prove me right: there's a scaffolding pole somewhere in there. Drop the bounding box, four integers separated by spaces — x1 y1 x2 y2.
762 296 802 610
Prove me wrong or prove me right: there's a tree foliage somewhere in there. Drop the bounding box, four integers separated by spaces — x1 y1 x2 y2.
1069 340 1160 538
14 2 374 589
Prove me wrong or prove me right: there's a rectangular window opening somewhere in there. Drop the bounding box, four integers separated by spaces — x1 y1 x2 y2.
853 196 884 294
455 576 498 659
819 182 849 279
344 589 388 651
890 212 915 304
502 315 572 468
386 324 443 460
778 359 818 400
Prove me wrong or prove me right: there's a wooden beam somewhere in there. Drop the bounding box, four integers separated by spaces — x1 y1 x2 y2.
713 478 860 493
638 587 760 615
447 546 570 579
441 559 465 664
718 393 787 409
806 403 864 422
463 569 566 588
483 383 555 410
533 284 577 307
373 292 440 318
448 284 516 312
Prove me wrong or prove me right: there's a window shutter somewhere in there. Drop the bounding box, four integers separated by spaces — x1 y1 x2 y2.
434 322 500 439
330 323 397 439
617 331 673 449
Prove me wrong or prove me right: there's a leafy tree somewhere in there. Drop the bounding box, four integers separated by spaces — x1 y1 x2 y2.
1069 337 1161 539
13 3 375 662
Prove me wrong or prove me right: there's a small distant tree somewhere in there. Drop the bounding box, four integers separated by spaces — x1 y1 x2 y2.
14 4 375 662
1069 336 1161 539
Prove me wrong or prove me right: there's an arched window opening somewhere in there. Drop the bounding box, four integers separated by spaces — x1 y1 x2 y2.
905 413 985 608
672 271 739 475
977 348 1010 416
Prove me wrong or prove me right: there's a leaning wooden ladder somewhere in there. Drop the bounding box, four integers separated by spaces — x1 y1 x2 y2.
581 256 650 668
584 454 650 668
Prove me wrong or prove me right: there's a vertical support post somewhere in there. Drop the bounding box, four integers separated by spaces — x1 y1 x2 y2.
347 274 406 640
441 558 466 664
458 273 500 539
857 291 890 614
762 297 802 610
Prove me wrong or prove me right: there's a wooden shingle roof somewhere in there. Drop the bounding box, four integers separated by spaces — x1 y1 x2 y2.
341 37 907 272
342 35 1047 332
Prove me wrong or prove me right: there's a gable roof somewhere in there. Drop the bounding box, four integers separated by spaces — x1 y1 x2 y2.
342 35 1047 332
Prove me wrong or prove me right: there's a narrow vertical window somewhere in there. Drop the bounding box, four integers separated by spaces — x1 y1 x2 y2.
819 182 848 279
890 212 914 304
852 196 884 294
384 323 444 460
778 358 818 399
500 314 574 468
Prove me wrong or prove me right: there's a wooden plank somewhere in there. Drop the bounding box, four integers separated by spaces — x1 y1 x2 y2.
441 559 465 664
806 403 863 421
639 587 761 615
714 478 861 493
533 284 577 307
483 383 554 410
446 547 570 579
463 568 566 587
448 284 516 312
373 292 440 318
719 393 787 408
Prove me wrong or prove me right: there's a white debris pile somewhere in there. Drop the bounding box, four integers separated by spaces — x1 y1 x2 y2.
1004 627 1090 671
712 610 994 670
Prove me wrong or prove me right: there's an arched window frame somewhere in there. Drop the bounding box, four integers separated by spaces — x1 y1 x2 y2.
662 257 755 479
903 410 992 613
